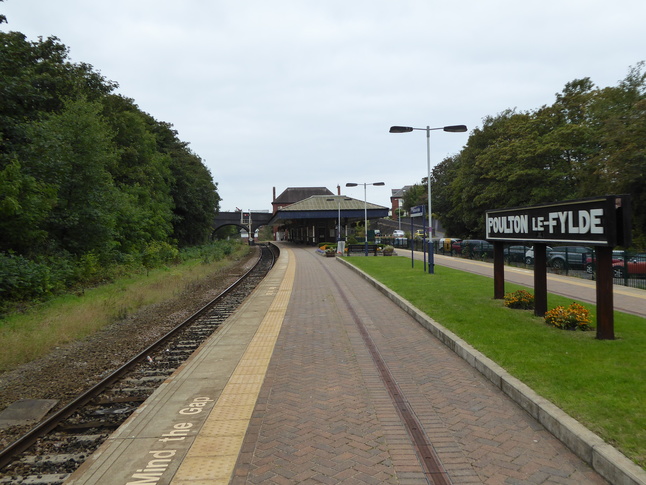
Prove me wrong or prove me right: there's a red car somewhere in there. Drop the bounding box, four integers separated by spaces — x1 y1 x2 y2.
585 251 624 274
613 254 646 278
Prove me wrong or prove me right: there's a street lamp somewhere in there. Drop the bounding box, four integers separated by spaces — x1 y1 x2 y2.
389 124 467 273
345 182 385 256
327 197 352 242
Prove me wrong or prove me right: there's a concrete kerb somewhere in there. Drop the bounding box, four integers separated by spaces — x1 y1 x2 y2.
337 257 646 485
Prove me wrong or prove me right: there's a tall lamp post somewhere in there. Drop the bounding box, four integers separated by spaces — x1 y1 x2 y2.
327 197 352 241
389 124 467 273
345 182 385 256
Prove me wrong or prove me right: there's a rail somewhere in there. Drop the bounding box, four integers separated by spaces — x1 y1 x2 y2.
0 244 277 472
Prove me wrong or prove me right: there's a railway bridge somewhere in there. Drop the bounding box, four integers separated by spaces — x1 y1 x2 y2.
213 211 273 235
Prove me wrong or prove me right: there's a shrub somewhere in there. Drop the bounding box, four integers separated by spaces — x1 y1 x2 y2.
544 303 593 331
503 289 534 309
0 252 55 302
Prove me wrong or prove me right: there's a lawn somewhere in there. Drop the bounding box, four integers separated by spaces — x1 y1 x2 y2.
343 255 646 469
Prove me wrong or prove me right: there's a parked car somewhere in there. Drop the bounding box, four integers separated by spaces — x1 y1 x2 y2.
585 250 625 274
460 239 494 257
439 238 461 252
504 245 530 263
393 230 405 238
613 253 646 278
414 229 426 238
547 246 594 270
524 246 553 265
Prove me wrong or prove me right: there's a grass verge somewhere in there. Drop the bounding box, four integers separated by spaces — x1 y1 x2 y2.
344 255 645 469
0 244 251 373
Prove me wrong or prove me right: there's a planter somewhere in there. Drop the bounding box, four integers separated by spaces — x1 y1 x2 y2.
325 252 336 257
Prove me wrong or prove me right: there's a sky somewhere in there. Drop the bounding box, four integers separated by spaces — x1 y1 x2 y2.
2 0 645 212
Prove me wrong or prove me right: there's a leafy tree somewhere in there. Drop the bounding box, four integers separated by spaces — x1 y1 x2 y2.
0 32 116 160
21 98 120 254
432 154 467 236
589 63 646 245
0 27 225 308
401 184 426 213
151 121 220 247
0 159 56 253
435 66 645 245
100 95 174 252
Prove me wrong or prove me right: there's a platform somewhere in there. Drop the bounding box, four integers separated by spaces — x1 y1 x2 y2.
66 244 645 484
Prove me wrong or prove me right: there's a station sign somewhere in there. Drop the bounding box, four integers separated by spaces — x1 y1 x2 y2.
485 195 631 247
410 205 425 218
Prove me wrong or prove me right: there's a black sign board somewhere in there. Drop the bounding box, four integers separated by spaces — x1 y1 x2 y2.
485 195 631 247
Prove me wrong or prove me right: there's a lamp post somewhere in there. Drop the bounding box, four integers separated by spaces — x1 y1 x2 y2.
389 124 467 273
345 182 385 256
327 197 352 241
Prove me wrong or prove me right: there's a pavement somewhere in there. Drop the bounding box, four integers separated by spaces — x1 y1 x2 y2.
233 244 641 484
67 243 646 485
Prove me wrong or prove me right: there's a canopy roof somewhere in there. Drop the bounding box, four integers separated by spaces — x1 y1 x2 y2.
268 195 389 224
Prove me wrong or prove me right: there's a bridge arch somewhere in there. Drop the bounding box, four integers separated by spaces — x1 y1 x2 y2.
212 211 273 239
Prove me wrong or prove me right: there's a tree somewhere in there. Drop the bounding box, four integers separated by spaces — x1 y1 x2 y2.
100 95 174 253
432 154 466 236
401 184 426 213
589 63 646 245
21 98 120 254
0 32 116 161
0 159 56 253
434 67 645 245
151 121 221 247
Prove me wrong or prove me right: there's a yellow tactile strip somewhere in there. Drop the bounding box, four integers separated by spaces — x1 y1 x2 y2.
170 249 294 485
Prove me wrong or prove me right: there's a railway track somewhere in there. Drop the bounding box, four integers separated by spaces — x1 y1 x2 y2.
0 243 278 485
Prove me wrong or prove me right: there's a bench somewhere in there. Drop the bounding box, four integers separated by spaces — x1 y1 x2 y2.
346 244 379 256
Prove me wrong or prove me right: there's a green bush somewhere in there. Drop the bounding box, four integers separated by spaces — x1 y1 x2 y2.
0 252 55 302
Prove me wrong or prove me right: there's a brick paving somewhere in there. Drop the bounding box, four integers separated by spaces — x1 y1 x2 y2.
232 246 608 484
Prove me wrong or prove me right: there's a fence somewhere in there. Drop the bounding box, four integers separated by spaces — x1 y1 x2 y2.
375 237 645 290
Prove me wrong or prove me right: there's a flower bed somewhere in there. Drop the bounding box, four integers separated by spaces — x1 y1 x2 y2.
544 303 593 331
503 289 534 310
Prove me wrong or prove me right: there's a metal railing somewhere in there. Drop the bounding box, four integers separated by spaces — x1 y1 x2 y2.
439 243 646 290
372 237 645 290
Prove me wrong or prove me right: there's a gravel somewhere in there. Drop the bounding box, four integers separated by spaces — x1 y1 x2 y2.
0 249 258 450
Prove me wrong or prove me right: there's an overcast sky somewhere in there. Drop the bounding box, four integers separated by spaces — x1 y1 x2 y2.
3 0 644 212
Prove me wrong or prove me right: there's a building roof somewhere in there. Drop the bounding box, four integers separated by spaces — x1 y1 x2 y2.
268 195 389 224
273 187 334 205
391 186 413 199
279 195 386 212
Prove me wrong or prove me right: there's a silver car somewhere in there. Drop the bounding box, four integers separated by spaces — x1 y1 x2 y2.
525 246 553 265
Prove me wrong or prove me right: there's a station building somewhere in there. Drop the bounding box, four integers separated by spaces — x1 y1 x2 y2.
269 187 389 245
